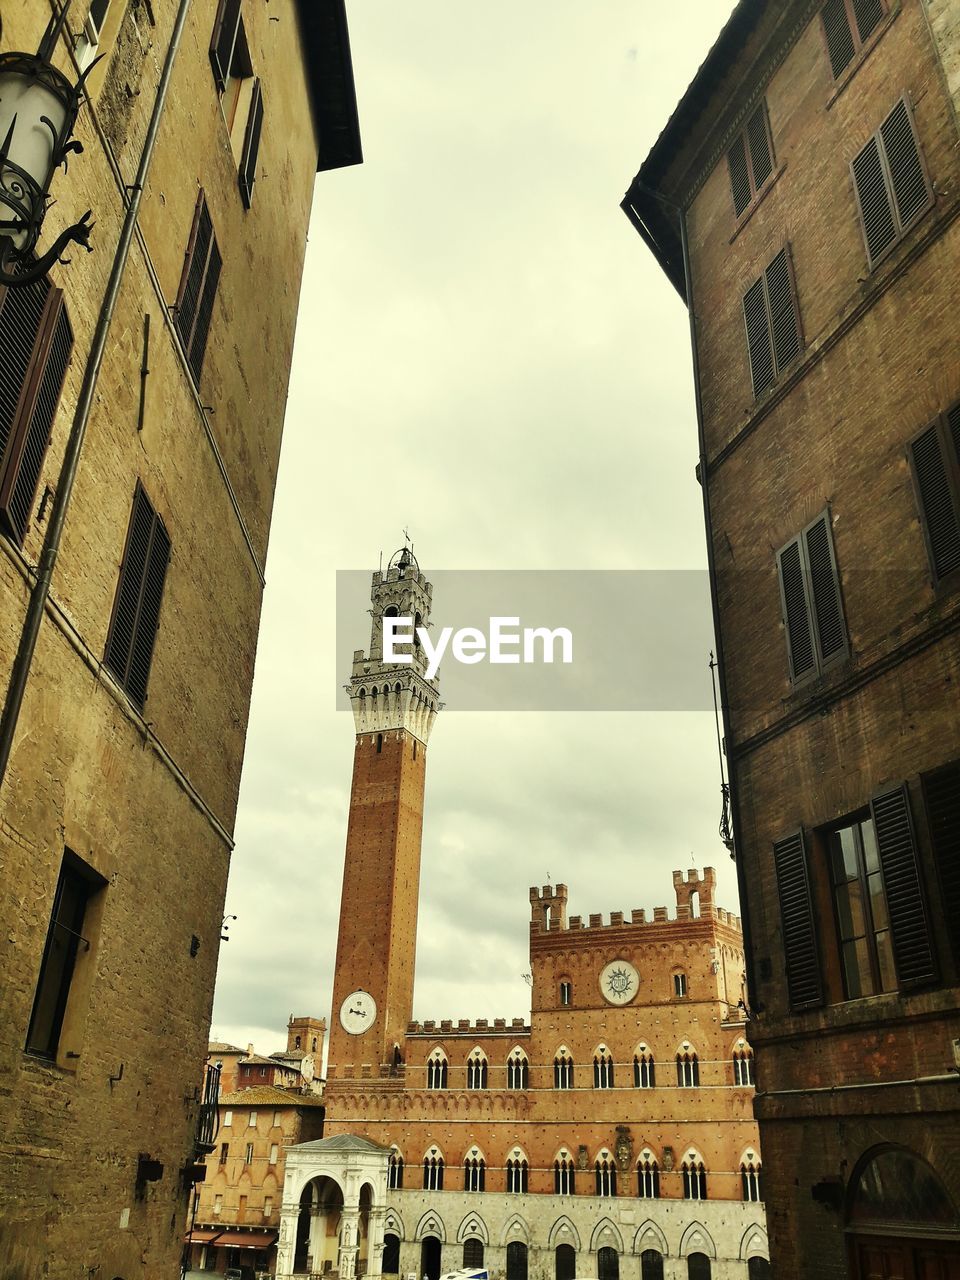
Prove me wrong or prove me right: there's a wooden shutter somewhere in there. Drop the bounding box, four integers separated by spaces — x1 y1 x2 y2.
239 78 264 209
822 0 856 78
852 0 884 44
880 99 930 231
728 133 751 217
746 102 773 191
910 415 960 581
853 98 931 269
743 277 774 397
772 830 824 1009
921 762 960 967
0 282 73 545
870 784 938 989
765 248 801 374
175 193 221 385
804 514 847 665
852 136 896 265
210 0 242 92
104 483 171 710
777 537 816 681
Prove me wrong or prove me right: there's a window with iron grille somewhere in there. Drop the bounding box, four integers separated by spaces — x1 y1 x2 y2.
463 1241 484 1269
821 0 885 79
727 100 775 217
598 1247 619 1280
852 97 932 270
776 509 847 684
103 483 170 710
909 403 960 584
641 1252 665 1280
742 246 802 398
25 853 103 1059
174 192 222 385
0 279 73 547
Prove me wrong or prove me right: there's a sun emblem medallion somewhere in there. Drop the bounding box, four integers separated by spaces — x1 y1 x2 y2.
599 958 639 1006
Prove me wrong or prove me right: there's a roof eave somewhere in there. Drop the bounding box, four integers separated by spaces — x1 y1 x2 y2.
295 0 363 174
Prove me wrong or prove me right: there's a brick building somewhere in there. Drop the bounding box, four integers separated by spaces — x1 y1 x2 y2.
622 2 960 1277
0 3 359 1277
276 554 769 1280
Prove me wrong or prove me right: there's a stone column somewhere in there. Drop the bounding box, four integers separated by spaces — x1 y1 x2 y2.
307 1206 324 1272
339 1206 361 1279
276 1202 300 1278
368 1205 387 1277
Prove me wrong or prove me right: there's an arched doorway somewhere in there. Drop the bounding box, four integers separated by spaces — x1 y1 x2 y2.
507 1241 529 1280
847 1146 960 1278
556 1243 576 1280
383 1233 401 1276
598 1246 619 1280
295 1176 344 1275
421 1236 442 1280
358 1183 373 1276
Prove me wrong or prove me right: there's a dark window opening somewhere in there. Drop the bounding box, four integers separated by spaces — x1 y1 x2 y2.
641 1252 664 1280
506 1242 528 1280
174 192 222 385
598 1247 619 1280
556 1244 576 1280
910 403 960 584
463 1240 484 1269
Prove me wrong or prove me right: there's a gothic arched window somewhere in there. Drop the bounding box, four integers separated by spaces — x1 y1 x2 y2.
733 1045 754 1086
554 1150 576 1196
466 1049 488 1090
637 1151 660 1199
741 1156 763 1202
593 1047 614 1090
597 1247 619 1280
676 1049 700 1088
595 1152 617 1197
634 1045 656 1088
463 1148 485 1192
560 980 572 1005
506 1242 528 1280
463 1240 484 1269
423 1151 444 1191
507 1048 529 1090
682 1156 708 1200
554 1049 574 1089
506 1148 529 1193
426 1048 448 1090
640 1251 664 1280
388 1149 404 1189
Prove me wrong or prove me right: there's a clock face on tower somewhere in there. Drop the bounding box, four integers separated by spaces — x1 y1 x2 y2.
599 958 639 1006
339 989 377 1034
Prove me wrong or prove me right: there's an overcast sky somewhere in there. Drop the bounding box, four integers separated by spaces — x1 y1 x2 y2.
209 0 741 1058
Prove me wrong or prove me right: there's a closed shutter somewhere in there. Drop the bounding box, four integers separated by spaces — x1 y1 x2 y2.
870 784 938 989
852 0 884 43
743 277 774 397
921 762 960 967
239 78 264 209
0 282 73 545
174 193 221 385
804 514 846 664
880 99 929 230
727 100 774 218
853 97 931 269
910 417 960 581
104 484 171 710
777 538 816 681
772 830 824 1009
822 0 856 77
210 0 242 91
765 248 801 374
728 134 751 217
852 137 896 265
746 102 773 191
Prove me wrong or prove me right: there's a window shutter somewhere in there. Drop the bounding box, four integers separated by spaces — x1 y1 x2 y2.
869 784 938 989
777 538 816 681
852 0 884 43
175 194 220 385
772 830 823 1010
104 484 171 710
880 99 929 231
804 514 846 664
765 248 801 374
910 419 960 581
743 277 774 397
822 0 856 78
746 102 773 191
210 0 242 91
921 762 960 967
188 241 222 383
239 78 264 209
0 283 73 545
852 136 896 266
728 134 751 217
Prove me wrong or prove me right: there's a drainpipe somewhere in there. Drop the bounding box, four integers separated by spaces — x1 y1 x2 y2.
0 0 193 790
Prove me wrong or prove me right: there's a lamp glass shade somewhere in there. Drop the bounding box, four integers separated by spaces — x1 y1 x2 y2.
0 69 69 249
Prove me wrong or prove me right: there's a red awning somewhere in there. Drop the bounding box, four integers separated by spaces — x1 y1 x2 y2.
209 1231 278 1249
185 1229 224 1244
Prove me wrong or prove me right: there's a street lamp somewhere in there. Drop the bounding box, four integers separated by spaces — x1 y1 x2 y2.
0 2 94 287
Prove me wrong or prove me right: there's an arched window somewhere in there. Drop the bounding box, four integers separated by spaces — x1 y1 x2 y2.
733 1043 754 1086
746 1261 770 1280
598 1247 619 1280
674 972 687 997
311 1037 317 1052
687 1255 711 1280
506 1149 529 1193
463 1240 484 1269
423 1151 444 1191
383 1233 401 1275
507 1241 528 1280
640 1251 664 1280
463 1149 485 1192
593 1047 614 1089
634 1045 656 1088
682 1156 707 1200
556 1243 576 1280
741 1155 763 1202
466 1048 488 1090
426 1048 448 1090
507 1047 529 1090
388 1149 404 1189
560 980 572 1005
554 1149 576 1195
637 1151 660 1199
294 1035 301 1049
595 1152 617 1197
554 1049 574 1089
676 1049 700 1088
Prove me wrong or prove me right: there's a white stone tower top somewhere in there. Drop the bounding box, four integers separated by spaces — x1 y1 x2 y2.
345 547 441 744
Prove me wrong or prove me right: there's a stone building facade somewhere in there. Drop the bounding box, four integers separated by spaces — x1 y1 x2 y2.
283 556 769 1280
0 3 359 1278
622 1 960 1277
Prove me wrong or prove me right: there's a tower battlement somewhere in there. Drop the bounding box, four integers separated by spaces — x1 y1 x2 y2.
529 869 738 935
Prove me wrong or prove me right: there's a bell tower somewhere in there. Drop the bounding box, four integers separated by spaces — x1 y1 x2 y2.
327 548 441 1075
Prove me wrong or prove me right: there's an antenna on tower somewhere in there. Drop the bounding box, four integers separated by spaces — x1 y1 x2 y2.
378 550 383 573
